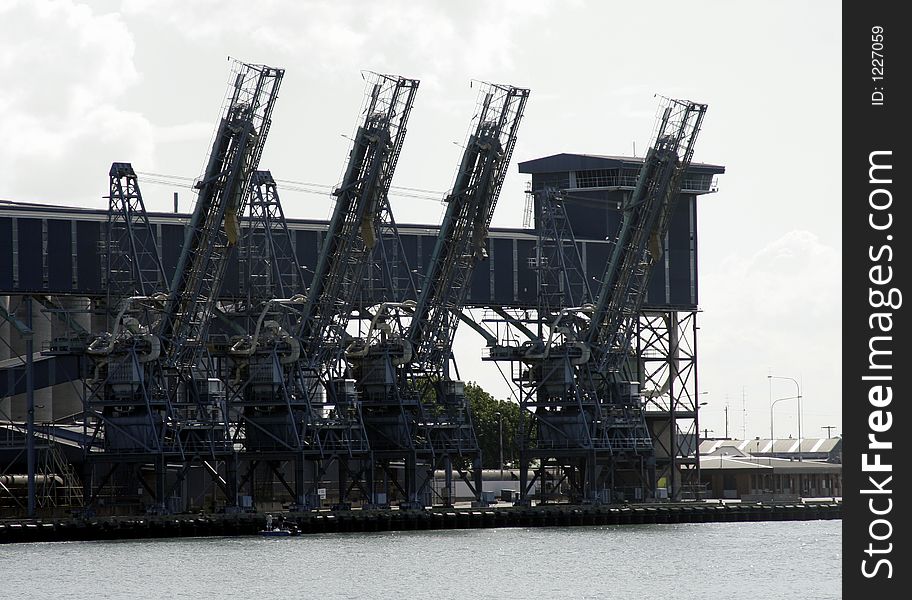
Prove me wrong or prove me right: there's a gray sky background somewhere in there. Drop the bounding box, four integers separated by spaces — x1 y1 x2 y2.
1 0 841 440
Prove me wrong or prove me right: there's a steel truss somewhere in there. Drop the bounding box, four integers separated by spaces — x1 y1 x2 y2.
350 82 530 508
239 170 304 305
71 60 284 514
219 73 419 511
636 309 699 500
484 98 707 505
103 163 168 312
530 187 592 322
7 76 711 514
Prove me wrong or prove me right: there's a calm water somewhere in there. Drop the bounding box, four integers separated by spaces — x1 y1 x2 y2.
1 520 840 599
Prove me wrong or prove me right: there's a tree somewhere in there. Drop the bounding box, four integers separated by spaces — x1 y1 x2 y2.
465 381 521 470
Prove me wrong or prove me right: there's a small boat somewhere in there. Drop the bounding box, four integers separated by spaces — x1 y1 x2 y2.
259 515 299 537
259 527 296 537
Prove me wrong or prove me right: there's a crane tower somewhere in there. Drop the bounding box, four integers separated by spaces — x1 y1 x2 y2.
227 73 419 510
486 97 707 504
349 82 529 508
79 59 283 513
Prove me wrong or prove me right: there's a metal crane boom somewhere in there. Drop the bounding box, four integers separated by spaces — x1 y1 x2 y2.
296 73 418 368
346 82 528 508
160 60 284 369
482 96 708 505
407 83 529 372
585 99 706 371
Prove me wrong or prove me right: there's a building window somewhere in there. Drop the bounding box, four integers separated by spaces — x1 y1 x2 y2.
532 173 571 191
574 169 620 188
681 173 713 191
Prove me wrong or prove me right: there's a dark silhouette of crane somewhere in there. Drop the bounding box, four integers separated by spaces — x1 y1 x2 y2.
225 73 419 510
487 97 707 505
348 82 529 507
80 59 283 513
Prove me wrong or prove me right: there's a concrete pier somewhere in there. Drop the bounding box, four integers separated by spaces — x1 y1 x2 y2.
0 501 841 544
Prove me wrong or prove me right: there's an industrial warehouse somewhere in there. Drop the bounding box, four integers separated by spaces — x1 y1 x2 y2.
0 58 737 520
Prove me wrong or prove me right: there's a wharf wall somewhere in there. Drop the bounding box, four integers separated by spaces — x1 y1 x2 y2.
0 501 841 544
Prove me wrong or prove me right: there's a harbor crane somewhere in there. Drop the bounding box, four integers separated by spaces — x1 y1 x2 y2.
348 82 529 508
225 73 419 510
486 97 707 504
80 59 283 512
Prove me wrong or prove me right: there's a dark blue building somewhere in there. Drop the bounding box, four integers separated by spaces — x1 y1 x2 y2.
0 154 723 310
518 153 724 309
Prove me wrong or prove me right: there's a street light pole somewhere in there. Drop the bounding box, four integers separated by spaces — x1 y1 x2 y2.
695 395 708 501
769 375 802 461
696 392 709 445
696 398 709 449
769 396 798 443
494 412 503 480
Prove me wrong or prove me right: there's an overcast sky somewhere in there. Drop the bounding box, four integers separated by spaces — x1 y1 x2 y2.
1 0 841 440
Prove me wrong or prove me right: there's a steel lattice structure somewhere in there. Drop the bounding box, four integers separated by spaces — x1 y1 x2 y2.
349 83 529 507
103 163 168 308
485 98 707 504
530 187 592 321
240 170 305 305
76 163 174 511
220 73 419 510
297 74 418 369
71 60 284 514
2 61 719 514
162 61 284 373
636 310 700 500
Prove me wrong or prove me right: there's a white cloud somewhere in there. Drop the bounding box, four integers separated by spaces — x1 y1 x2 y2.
0 0 153 203
704 230 840 327
697 230 841 436
120 0 556 79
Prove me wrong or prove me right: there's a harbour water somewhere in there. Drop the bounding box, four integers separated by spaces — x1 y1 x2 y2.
1 520 840 599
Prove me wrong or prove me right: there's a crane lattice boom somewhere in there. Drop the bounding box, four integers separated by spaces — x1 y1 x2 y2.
586 98 706 372
297 73 418 369
407 83 529 373
161 60 284 369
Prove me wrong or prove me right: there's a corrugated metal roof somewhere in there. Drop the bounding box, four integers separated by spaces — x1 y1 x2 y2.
704 445 748 457
699 438 841 455
700 456 773 470
700 455 843 472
